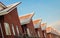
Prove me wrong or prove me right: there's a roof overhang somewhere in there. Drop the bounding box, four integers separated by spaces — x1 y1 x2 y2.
41 23 46 30
0 2 21 16
19 13 34 25
46 27 60 36
33 19 42 28
0 2 7 8
20 17 31 25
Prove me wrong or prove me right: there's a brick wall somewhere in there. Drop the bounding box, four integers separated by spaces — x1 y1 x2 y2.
0 8 22 38
46 33 60 38
26 19 37 37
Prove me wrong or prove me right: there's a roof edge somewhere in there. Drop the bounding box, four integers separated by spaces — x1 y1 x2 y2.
46 27 60 36
0 2 7 8
0 2 22 16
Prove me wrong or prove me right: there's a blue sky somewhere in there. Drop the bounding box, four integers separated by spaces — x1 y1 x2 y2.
0 0 60 25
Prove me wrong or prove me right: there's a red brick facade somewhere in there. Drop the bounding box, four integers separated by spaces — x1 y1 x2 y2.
21 19 37 38
0 8 22 38
35 28 44 38
42 30 47 38
27 19 37 37
1 2 60 38
46 27 60 38
46 33 60 38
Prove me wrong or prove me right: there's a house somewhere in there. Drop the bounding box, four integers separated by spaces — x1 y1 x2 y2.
46 27 60 38
33 19 44 38
19 12 37 37
0 2 23 38
41 23 47 38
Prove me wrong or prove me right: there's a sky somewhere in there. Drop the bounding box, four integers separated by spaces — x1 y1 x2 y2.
0 0 60 28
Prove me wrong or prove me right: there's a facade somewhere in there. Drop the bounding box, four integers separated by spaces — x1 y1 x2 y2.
0 2 22 38
0 1 60 38
33 19 44 38
46 27 60 38
19 13 37 38
41 23 47 38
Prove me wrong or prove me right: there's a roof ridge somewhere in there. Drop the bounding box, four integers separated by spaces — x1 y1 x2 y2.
19 12 34 17
33 19 42 24
46 27 60 36
19 12 34 20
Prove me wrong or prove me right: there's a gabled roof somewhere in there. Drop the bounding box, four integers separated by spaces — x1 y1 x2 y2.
33 19 42 24
48 21 60 32
41 23 46 30
0 2 7 8
33 19 42 28
46 27 60 36
19 12 34 25
0 2 21 16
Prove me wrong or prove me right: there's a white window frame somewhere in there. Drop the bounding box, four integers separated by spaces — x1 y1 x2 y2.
16 26 19 36
38 31 40 37
44 32 46 38
4 22 11 35
0 23 4 38
27 28 31 36
12 24 15 35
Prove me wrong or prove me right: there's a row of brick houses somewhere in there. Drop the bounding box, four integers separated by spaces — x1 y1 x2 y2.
46 27 60 38
0 2 60 38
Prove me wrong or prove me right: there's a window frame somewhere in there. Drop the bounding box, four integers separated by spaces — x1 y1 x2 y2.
12 24 15 35
4 22 11 35
16 25 19 36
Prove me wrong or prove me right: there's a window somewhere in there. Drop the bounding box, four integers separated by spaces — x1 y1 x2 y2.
27 28 31 36
12 24 15 35
0 23 4 38
38 31 40 37
16 26 19 35
44 33 46 38
4 23 11 35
